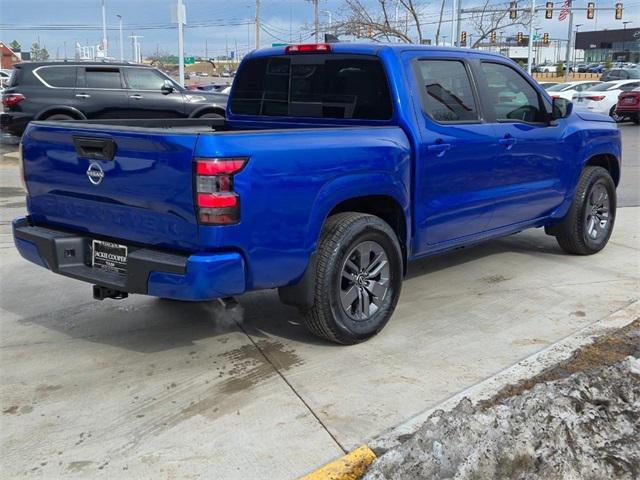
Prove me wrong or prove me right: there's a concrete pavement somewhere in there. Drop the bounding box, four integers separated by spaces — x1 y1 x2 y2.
1 126 639 479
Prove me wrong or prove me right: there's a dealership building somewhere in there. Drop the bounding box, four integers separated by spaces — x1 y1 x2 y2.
576 27 640 63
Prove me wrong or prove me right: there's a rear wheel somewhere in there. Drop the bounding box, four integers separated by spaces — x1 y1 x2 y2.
43 113 75 121
198 112 224 119
302 212 403 345
553 166 616 255
609 106 623 123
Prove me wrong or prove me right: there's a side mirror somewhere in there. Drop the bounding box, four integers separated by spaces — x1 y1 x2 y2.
552 97 573 120
161 79 175 94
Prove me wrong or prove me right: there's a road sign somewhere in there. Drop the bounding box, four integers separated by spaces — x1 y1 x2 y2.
184 56 195 65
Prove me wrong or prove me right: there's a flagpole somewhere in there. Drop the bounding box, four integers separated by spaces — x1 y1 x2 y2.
563 1 573 82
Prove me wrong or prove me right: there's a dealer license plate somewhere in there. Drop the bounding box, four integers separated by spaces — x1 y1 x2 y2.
92 240 127 275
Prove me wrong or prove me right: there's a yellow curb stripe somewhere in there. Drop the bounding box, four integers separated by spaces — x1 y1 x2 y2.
300 445 377 480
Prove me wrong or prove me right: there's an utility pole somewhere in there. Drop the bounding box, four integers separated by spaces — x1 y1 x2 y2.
177 0 185 86
314 0 320 43
456 0 462 47
255 0 260 49
450 0 457 46
101 0 108 57
116 15 124 61
205 39 208 59
526 0 535 74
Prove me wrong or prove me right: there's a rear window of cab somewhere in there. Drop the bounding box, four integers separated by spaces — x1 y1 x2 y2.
230 54 393 120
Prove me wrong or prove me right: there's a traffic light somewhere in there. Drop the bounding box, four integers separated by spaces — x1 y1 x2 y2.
509 2 518 20
490 30 497 44
517 31 524 44
545 2 553 19
460 31 467 46
587 2 595 20
543 32 549 44
615 3 623 20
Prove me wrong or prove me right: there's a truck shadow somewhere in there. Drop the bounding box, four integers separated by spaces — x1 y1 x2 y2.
8 229 566 353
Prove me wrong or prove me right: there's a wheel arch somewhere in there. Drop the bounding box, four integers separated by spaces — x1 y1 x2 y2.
585 153 620 186
35 106 86 121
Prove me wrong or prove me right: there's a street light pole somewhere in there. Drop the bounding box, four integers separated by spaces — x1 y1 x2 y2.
116 15 124 61
101 0 108 58
177 0 185 86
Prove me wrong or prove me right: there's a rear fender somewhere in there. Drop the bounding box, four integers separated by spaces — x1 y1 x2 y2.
306 171 410 254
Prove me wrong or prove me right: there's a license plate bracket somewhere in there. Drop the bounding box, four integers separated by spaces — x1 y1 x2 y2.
92 240 128 275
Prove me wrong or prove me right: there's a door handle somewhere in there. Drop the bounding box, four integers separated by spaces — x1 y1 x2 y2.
427 142 451 157
75 93 91 99
129 94 143 99
498 135 517 149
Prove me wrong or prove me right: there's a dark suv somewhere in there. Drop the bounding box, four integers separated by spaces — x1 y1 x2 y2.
1 61 228 137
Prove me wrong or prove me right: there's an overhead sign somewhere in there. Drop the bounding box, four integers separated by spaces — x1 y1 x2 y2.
272 43 287 47
184 56 195 65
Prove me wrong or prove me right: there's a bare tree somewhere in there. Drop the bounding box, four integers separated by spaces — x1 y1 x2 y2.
469 0 531 48
336 0 428 44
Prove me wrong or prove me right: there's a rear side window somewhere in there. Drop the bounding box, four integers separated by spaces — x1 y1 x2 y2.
80 67 122 89
36 66 77 87
231 54 392 120
480 62 546 123
621 82 640 91
414 60 479 122
124 68 167 90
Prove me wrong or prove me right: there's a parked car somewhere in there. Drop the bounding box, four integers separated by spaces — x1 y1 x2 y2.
546 80 602 101
536 63 556 73
0 68 12 88
572 79 640 121
13 43 621 345
576 63 590 73
600 68 640 82
0 61 228 137
589 64 605 73
615 87 640 124
538 81 560 90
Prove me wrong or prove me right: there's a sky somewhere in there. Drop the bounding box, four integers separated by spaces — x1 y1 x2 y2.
0 0 638 60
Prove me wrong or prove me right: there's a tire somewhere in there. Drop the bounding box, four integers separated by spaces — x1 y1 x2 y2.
198 112 224 119
609 106 623 123
43 113 75 121
302 212 403 345
554 166 616 255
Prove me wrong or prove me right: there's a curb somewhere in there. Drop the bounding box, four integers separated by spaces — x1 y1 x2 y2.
300 300 639 479
300 445 376 480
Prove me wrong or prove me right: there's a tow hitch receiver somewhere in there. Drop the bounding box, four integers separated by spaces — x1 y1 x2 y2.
93 285 128 301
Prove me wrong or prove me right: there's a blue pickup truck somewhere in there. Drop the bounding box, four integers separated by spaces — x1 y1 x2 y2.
13 43 621 344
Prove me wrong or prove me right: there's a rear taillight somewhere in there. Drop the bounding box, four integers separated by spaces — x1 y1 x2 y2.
285 43 331 53
585 95 605 101
195 157 247 225
1 93 25 108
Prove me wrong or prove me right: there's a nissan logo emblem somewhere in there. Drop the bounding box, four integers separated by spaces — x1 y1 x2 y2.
86 162 105 185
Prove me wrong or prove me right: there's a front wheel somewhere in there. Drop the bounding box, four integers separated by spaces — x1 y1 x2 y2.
302 213 403 345
553 166 616 255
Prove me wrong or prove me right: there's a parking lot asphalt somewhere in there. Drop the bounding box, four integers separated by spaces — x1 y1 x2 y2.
1 124 639 479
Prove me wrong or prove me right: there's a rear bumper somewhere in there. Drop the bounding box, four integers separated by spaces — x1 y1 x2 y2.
0 112 32 137
12 217 246 301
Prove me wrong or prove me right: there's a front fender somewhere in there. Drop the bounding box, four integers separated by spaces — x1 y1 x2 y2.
305 171 411 251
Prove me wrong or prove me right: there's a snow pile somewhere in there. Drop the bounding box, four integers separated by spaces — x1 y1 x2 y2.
365 356 640 480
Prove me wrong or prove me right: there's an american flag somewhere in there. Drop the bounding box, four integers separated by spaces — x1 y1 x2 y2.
559 0 571 21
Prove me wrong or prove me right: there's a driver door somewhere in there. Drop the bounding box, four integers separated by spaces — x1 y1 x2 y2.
474 60 569 229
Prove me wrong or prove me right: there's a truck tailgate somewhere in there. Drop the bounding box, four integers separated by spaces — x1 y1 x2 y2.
22 123 200 251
